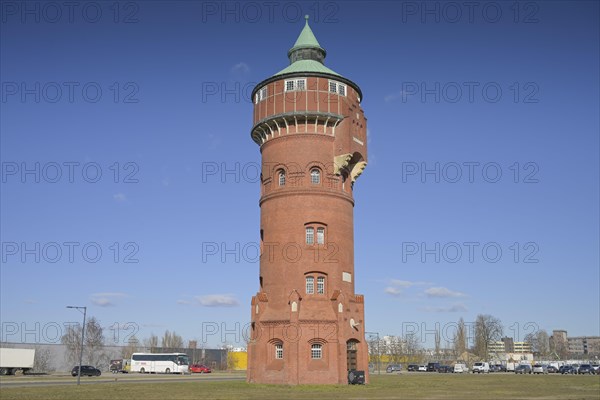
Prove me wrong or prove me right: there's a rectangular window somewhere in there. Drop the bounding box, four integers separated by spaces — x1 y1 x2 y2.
306 227 314 244
306 277 314 294
317 276 325 294
329 81 337 93
328 80 347 96
311 344 322 359
255 86 268 103
285 79 306 92
275 344 283 359
316 228 324 244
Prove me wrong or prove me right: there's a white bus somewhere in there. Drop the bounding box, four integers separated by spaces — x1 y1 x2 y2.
130 353 190 374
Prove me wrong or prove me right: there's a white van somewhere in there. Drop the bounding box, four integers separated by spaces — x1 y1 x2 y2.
472 362 490 373
454 363 469 373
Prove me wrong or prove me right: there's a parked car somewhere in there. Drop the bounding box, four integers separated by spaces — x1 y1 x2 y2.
418 365 427 372
386 364 402 373
495 364 507 372
533 364 548 374
591 364 600 373
472 362 490 374
515 364 532 374
561 365 578 375
407 364 418 372
547 365 559 373
71 365 101 377
577 364 595 375
437 365 452 373
453 363 469 373
189 364 211 373
426 362 440 372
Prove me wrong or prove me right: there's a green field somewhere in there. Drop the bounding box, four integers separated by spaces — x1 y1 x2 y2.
2 373 599 400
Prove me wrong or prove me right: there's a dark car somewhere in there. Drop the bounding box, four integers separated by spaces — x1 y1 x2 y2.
578 364 595 375
71 365 101 377
547 365 559 373
437 365 452 373
386 364 402 373
426 362 441 372
407 364 418 372
561 365 578 375
515 364 532 374
495 364 507 372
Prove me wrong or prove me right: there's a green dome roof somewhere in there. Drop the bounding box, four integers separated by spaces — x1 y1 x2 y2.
273 15 344 78
274 60 340 76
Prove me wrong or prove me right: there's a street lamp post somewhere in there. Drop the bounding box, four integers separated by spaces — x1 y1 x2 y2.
366 331 381 375
66 306 87 386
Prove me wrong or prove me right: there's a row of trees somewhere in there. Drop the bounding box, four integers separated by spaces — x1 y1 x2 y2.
59 317 186 367
369 314 524 363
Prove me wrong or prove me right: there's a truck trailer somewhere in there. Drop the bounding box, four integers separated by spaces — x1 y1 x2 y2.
0 348 35 375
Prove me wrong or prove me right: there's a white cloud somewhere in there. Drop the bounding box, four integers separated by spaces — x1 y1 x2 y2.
384 90 411 103
113 193 127 202
177 299 192 305
90 292 127 307
390 279 431 288
231 62 250 75
384 287 402 296
195 294 239 307
424 287 466 298
421 303 468 313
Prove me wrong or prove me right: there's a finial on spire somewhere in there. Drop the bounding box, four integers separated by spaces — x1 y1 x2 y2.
305 15 309 22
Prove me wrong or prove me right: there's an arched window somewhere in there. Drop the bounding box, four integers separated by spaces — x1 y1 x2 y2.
311 169 320 184
275 343 283 359
306 276 314 294
317 276 325 294
305 227 314 244
311 343 322 359
278 170 286 186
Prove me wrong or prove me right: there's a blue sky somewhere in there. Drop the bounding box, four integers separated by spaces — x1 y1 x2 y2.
1 1 598 349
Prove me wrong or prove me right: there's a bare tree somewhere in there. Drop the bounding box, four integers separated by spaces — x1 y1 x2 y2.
404 332 422 363
33 346 53 373
454 318 467 357
161 330 184 349
121 335 141 359
525 329 550 357
434 330 441 355
474 314 503 360
144 334 159 352
61 323 83 366
84 317 106 367
61 317 107 367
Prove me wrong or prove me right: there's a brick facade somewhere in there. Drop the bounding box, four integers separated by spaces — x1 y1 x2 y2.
246 20 369 385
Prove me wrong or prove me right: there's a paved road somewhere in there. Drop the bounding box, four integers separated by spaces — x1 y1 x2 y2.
0 373 245 388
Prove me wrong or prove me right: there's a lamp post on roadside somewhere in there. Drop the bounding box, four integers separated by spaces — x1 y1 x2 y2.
66 306 87 386
366 331 381 375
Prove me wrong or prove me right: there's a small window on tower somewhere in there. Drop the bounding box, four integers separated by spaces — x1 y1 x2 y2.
306 276 314 294
306 227 314 244
311 169 320 184
255 86 268 103
311 343 322 359
316 227 325 244
275 343 283 359
317 276 325 294
278 170 286 186
285 78 307 91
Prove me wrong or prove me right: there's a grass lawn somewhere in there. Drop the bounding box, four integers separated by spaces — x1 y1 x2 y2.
1 373 599 399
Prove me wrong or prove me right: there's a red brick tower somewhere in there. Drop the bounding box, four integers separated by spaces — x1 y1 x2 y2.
247 16 368 385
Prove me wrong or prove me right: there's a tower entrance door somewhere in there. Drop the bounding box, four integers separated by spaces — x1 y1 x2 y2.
347 340 358 371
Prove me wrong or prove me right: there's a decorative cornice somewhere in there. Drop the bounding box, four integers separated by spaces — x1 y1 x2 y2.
259 188 354 207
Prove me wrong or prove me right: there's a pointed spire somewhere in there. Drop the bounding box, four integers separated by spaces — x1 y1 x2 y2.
291 15 323 51
287 15 326 64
